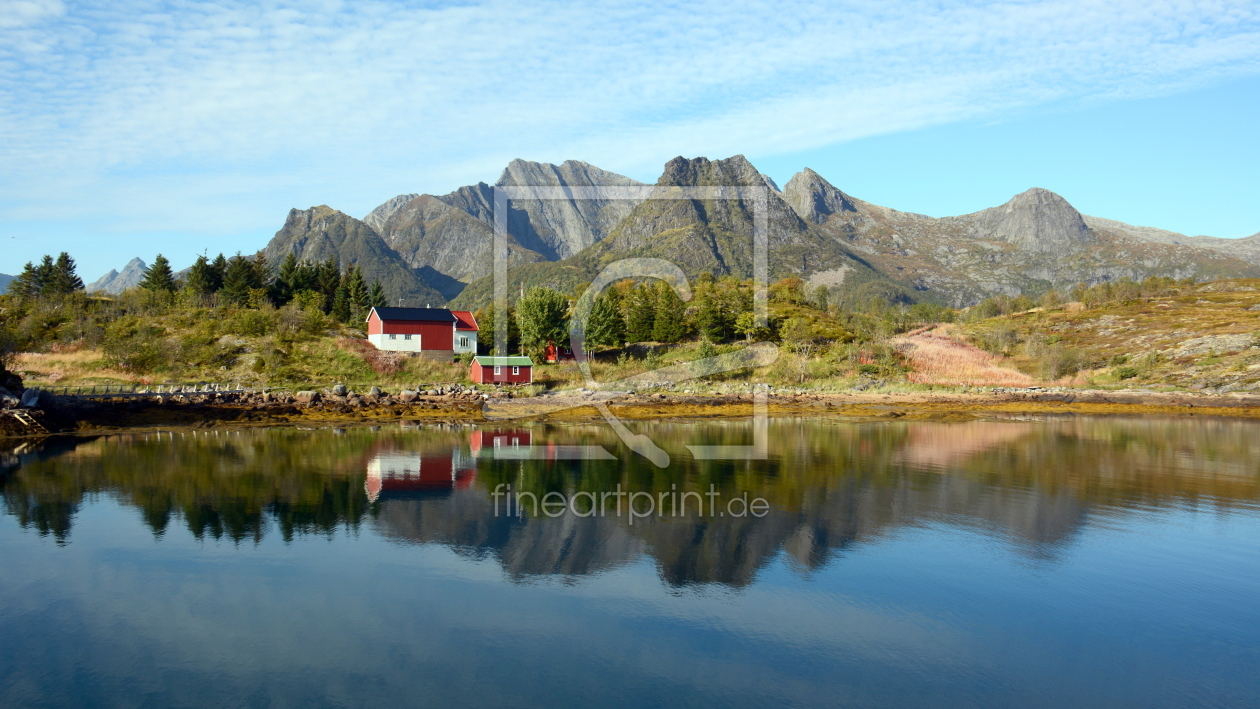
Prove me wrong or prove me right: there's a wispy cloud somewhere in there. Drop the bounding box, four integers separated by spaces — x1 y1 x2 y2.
1 0 1258 274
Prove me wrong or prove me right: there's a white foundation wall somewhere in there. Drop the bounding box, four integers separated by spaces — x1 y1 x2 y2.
368 333 422 352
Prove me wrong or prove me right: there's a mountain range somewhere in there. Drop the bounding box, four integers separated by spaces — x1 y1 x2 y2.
90 156 1260 308
0 273 13 293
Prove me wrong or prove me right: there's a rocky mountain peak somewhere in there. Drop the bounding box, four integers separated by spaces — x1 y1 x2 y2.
363 194 420 232
782 167 858 224
86 257 147 294
658 154 766 188
968 187 1091 252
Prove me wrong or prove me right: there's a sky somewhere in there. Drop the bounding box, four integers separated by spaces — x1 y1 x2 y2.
1 0 1259 281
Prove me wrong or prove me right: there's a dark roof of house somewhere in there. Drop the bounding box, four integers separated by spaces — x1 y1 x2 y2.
367 307 457 323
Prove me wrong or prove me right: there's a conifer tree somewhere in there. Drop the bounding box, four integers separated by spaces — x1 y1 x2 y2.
317 258 341 313
48 252 84 294
345 264 369 321
586 286 625 348
368 280 386 308
651 280 687 343
331 280 351 323
139 254 177 293
220 253 260 305
208 253 228 292
185 255 217 296
624 283 656 343
7 262 41 299
275 252 300 304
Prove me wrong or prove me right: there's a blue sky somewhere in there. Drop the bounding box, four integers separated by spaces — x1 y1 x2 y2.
2 0 1259 281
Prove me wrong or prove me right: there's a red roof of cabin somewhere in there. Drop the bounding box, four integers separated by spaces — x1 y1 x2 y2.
451 311 478 331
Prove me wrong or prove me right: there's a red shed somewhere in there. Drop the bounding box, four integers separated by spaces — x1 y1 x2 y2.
366 307 457 361
470 356 534 384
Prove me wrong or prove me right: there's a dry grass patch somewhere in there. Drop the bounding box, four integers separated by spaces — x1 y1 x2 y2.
895 326 1035 387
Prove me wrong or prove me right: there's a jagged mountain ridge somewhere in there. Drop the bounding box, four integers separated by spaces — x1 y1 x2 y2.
87 257 147 294
257 155 1258 310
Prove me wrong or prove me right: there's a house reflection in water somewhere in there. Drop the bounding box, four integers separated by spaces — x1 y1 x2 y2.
365 446 478 503
469 429 531 458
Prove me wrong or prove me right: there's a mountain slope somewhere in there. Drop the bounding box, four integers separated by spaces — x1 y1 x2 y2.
0 273 13 293
261 206 445 306
1084 216 1260 265
789 170 1260 306
378 194 547 287
451 155 907 309
87 257 147 294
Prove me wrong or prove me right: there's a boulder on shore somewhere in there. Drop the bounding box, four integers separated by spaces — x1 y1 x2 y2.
295 391 321 403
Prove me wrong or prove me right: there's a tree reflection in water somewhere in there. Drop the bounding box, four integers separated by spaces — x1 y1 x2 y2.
3 417 1259 584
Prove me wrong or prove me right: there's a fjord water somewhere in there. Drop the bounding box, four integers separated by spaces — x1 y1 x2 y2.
2 419 1258 708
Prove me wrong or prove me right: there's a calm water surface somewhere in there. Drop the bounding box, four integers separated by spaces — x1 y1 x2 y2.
2 417 1259 708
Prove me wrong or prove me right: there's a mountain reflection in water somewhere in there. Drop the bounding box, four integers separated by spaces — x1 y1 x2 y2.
3 418 1259 587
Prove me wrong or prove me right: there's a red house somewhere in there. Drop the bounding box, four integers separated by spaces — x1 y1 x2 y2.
470 356 534 384
544 341 575 363
366 307 457 361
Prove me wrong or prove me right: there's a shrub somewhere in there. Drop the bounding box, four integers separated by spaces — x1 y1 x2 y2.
1115 366 1139 380
1041 344 1082 380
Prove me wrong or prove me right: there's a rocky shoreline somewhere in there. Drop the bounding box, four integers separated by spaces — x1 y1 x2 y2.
5 384 1260 438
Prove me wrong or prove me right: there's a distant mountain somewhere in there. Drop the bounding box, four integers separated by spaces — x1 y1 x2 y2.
87 257 147 294
0 273 13 293
260 155 1259 310
261 206 447 307
788 172 1260 305
1083 216 1260 265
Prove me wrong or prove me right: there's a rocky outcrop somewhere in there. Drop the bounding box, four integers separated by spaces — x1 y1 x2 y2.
493 159 646 260
782 167 857 224
86 257 147 294
362 193 420 232
261 205 446 306
964 187 1092 252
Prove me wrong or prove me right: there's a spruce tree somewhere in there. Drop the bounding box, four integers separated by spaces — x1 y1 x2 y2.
624 283 655 343
220 253 258 305
185 255 216 296
651 281 687 343
317 258 341 313
208 253 227 292
586 286 625 347
48 252 84 294
139 254 177 293
331 281 351 323
345 264 369 321
368 280 386 308
7 262 41 299
275 253 300 304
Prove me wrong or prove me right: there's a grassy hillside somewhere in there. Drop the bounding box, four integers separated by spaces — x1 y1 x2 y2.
961 279 1260 392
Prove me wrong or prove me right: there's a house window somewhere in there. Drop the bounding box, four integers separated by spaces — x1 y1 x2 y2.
404 334 412 340
460 336 469 348
512 366 520 375
494 366 501 375
388 334 396 340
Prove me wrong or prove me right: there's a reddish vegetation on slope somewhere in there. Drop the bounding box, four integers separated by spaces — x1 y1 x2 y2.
894 326 1035 387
